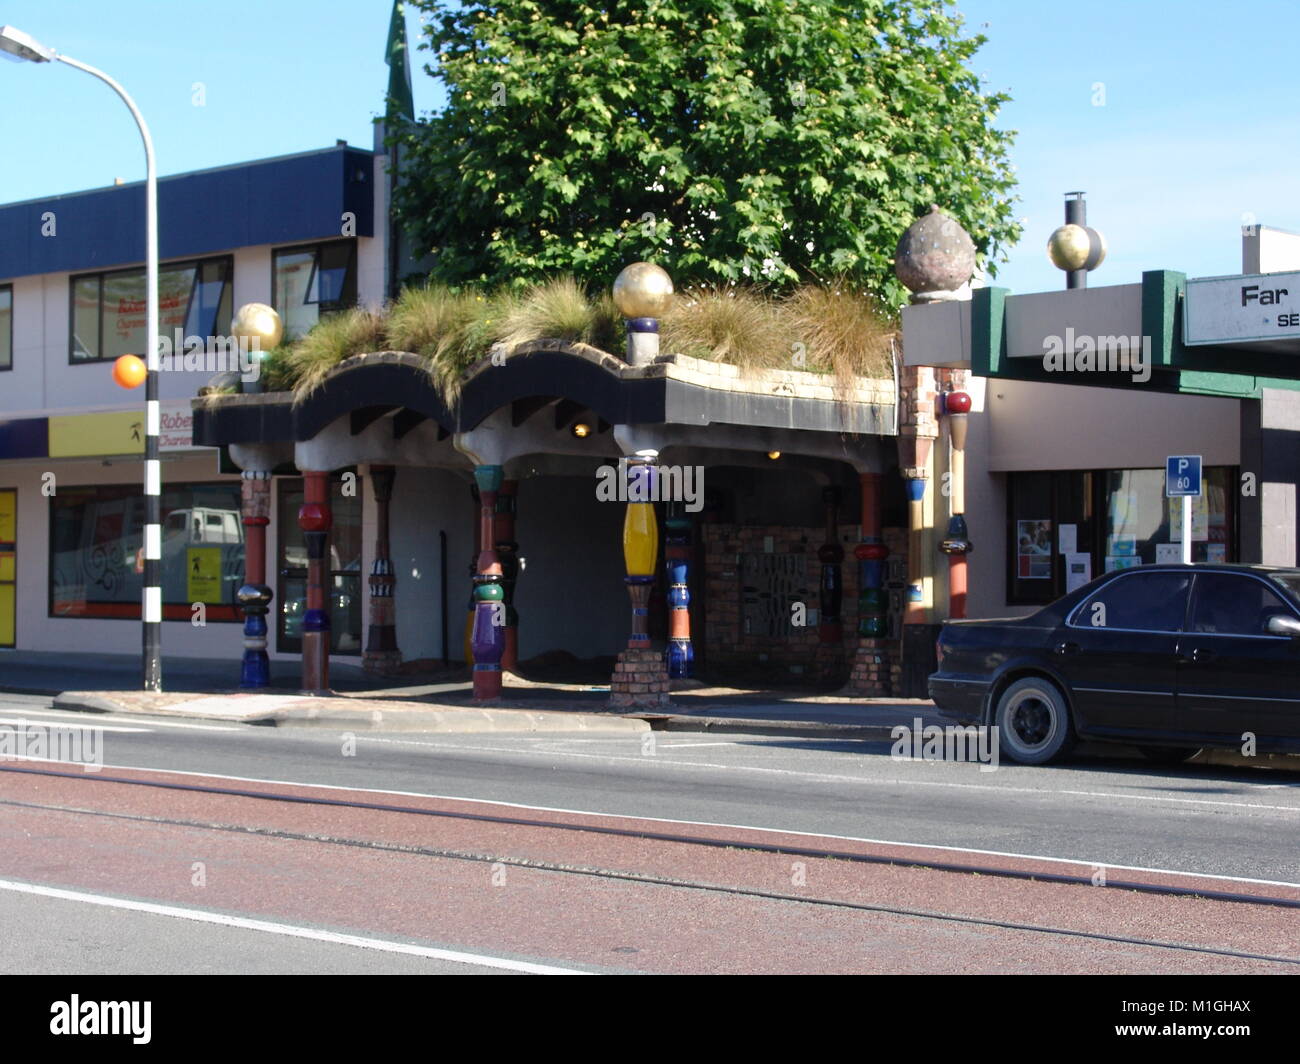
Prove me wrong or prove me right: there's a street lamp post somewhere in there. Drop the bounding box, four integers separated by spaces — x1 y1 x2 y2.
1 25 163 691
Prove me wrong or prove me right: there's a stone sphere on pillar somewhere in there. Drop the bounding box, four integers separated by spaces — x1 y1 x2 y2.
1047 223 1107 273
613 262 674 319
232 302 285 351
893 206 976 302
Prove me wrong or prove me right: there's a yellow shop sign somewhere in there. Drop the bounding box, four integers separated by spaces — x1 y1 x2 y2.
48 411 146 458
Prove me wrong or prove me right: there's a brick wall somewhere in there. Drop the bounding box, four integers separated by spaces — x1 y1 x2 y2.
702 522 905 688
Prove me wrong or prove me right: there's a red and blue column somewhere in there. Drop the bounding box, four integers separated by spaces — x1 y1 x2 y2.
471 464 506 700
298 471 332 695
664 506 693 678
237 470 273 688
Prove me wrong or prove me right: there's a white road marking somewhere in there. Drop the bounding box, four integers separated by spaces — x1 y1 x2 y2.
0 709 240 732
0 878 587 975
9 758 1298 891
351 736 1300 814
0 717 150 734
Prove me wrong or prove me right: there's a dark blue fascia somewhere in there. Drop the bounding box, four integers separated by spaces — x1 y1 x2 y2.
0 146 375 281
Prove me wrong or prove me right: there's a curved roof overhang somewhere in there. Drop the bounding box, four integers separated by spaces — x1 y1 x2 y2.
192 343 895 449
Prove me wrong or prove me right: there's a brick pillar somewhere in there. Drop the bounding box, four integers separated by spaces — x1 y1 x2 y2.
363 465 402 674
611 453 670 708
237 470 273 688
470 465 506 700
299 471 332 695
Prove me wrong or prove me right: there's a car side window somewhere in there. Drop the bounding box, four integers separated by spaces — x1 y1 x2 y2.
1074 571 1191 632
1188 573 1294 636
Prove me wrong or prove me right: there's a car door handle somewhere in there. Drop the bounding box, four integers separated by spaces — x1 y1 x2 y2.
1188 647 1216 664
1053 641 1081 656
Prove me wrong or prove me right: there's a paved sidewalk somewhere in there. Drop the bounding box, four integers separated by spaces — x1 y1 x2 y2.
5 650 937 737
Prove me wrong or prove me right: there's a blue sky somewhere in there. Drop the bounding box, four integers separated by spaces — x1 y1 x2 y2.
1 0 1295 294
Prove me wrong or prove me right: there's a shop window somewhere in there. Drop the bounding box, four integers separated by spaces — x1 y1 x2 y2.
69 257 233 363
272 240 357 341
1007 471 1095 605
276 474 364 656
49 483 244 620
0 285 11 371
1103 467 1232 568
1007 466 1237 606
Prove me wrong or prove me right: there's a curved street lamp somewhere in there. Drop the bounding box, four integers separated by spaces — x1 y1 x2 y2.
1 25 163 691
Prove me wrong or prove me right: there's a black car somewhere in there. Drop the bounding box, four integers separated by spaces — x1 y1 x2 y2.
929 563 1300 765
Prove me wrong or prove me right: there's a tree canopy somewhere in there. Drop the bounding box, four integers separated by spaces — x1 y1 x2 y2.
392 0 1021 306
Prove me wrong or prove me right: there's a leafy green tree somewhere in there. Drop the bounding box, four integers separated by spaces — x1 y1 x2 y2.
393 0 1021 305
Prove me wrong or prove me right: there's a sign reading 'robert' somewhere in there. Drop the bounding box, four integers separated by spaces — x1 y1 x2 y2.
1184 270 1300 345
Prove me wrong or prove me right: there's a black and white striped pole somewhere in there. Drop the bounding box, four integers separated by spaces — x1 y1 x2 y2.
0 27 165 691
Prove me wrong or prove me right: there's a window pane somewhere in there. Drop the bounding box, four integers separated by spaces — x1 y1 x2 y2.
1189 573 1291 636
186 259 232 340
1081 571 1190 631
274 250 319 340
50 483 243 619
1105 467 1233 567
315 242 355 307
71 277 100 361
0 286 10 370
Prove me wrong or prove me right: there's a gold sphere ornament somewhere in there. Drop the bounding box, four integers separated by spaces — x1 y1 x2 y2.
1047 223 1107 273
612 262 674 319
231 302 284 352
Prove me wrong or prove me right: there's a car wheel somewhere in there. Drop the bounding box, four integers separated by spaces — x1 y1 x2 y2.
1136 745 1200 765
994 677 1076 765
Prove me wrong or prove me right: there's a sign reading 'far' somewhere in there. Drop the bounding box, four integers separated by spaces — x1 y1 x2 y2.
1184 270 1300 346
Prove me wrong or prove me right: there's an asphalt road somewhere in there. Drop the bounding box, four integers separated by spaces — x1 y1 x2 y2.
1 693 1297 974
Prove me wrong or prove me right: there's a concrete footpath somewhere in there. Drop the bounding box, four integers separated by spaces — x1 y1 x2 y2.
6 651 932 738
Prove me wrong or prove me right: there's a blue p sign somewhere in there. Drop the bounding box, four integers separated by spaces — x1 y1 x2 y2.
1166 455 1202 497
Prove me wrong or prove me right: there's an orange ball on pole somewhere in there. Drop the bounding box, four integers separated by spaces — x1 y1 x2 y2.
112 354 147 389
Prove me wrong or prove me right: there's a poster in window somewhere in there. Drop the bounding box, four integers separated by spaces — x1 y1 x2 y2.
1017 519 1052 580
1169 495 1209 542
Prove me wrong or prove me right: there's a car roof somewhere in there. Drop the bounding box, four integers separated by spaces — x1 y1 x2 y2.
1113 563 1300 576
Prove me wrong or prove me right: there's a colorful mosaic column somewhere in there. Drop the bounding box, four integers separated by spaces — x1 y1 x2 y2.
299 471 332 695
664 506 693 679
846 473 890 695
496 478 520 673
470 465 506 700
939 390 973 619
237 470 273 688
363 465 402 674
817 486 844 643
611 453 670 708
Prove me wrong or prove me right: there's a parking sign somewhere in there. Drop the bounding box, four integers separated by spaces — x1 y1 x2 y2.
1166 455 1202 497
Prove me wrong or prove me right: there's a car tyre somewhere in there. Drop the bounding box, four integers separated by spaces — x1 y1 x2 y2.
994 677 1076 765
1136 745 1200 765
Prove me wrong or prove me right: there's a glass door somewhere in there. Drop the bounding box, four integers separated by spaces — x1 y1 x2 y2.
276 475 363 655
